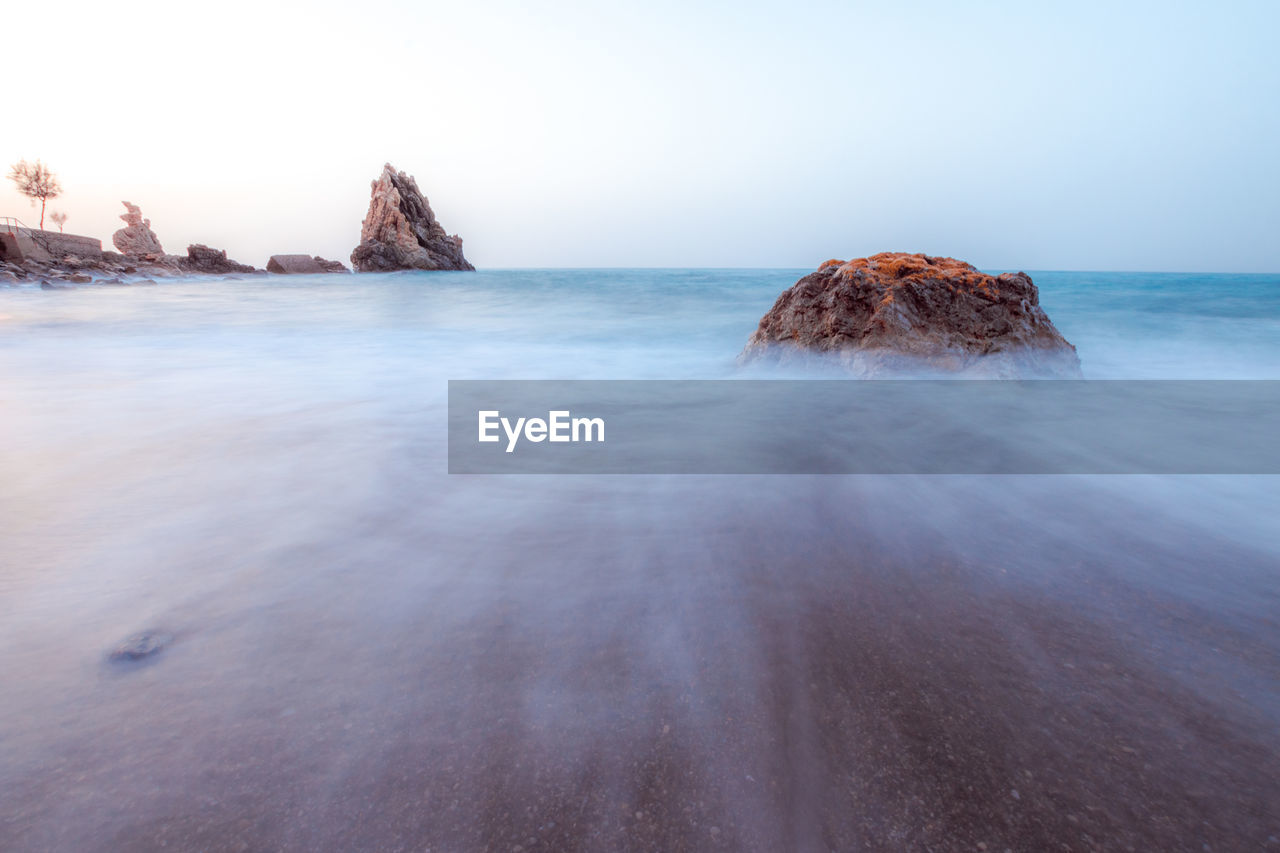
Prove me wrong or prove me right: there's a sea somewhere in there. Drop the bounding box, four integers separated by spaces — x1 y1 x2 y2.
1 269 1277 851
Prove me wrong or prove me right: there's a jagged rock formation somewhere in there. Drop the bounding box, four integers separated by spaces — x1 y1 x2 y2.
740 253 1082 377
350 163 473 272
267 254 349 274
111 202 165 257
178 244 260 275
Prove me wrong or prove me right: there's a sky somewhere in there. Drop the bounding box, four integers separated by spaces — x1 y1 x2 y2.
3 0 1278 271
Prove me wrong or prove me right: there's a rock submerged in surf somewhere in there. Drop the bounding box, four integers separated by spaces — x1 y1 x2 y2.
739 253 1082 378
109 630 173 662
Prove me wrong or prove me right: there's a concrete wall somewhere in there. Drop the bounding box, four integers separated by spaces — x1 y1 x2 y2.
0 227 103 263
0 232 23 263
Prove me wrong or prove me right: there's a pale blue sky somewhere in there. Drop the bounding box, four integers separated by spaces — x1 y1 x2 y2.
4 0 1277 270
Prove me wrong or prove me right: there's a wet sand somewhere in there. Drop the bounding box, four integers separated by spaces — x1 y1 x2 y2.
2 474 1278 852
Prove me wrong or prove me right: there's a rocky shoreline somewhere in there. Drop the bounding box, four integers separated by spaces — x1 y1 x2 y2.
1 162 466 287
0 244 267 289
1 199 274 288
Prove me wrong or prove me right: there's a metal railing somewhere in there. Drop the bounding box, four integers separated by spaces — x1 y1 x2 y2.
0 216 58 255
0 216 28 235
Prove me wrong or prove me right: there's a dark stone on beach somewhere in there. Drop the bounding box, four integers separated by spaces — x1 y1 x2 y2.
267 254 350 275
109 630 173 662
67 273 92 284
740 253 1081 378
350 163 474 272
40 280 75 290
179 244 260 275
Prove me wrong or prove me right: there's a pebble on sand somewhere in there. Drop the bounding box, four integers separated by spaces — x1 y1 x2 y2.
109 630 173 662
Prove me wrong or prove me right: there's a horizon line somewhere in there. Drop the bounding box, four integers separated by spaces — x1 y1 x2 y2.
466 266 1280 276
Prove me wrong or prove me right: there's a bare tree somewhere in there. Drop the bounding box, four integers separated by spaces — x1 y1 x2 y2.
6 159 62 230
50 211 68 233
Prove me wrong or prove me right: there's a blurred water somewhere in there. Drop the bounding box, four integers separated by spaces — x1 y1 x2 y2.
1 270 1278 851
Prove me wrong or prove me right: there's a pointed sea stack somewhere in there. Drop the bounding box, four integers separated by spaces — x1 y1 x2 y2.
350 163 474 272
740 253 1082 377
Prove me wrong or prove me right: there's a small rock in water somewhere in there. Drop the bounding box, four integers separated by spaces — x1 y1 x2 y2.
109 630 173 662
267 254 349 275
180 244 258 275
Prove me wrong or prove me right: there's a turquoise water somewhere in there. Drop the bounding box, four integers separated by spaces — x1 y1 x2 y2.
1 269 1278 851
1037 270 1280 378
4 269 1277 381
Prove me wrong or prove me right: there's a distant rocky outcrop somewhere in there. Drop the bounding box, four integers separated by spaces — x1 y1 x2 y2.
740 253 1081 377
350 163 473 272
267 254 349 274
179 244 260 275
5 243 262 285
111 202 164 257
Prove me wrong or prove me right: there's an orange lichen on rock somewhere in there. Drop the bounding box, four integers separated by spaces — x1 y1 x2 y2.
818 258 845 270
838 253 996 293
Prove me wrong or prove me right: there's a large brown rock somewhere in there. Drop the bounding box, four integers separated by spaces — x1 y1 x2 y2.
267 254 349 274
350 163 474 272
111 202 164 257
178 244 260 275
740 253 1081 377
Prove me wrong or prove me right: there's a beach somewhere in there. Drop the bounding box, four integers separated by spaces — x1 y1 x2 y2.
1 270 1277 850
